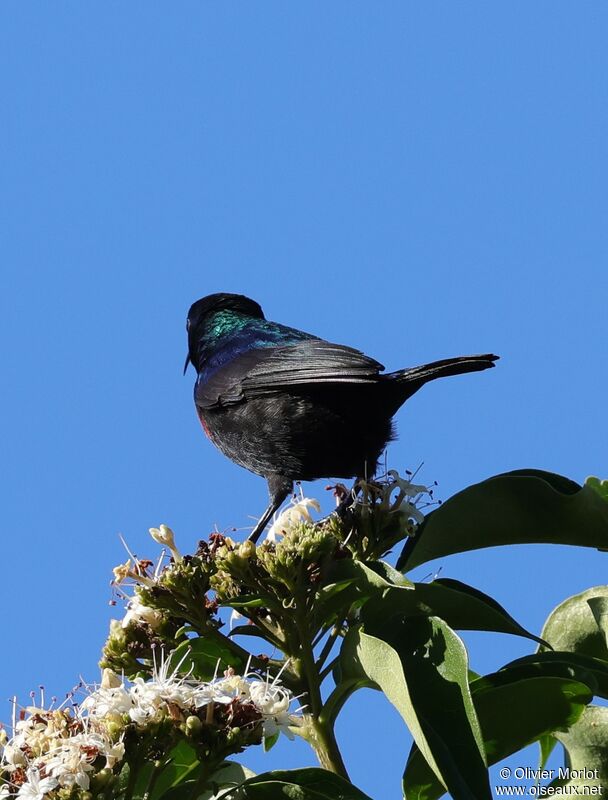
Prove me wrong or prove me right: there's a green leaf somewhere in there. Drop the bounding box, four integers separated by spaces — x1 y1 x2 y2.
222 595 271 608
360 578 545 646
551 706 608 791
263 731 280 752
228 624 269 640
217 767 373 799
537 734 558 775
340 616 491 800
588 596 608 651
541 586 608 660
169 637 245 681
150 741 201 800
156 762 256 800
586 475 608 502
200 763 257 800
314 558 412 627
397 470 608 571
502 651 608 700
365 560 413 587
403 675 591 800
155 781 198 800
125 741 201 800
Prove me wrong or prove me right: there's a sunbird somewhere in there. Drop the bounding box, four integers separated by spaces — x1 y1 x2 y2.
184 293 498 542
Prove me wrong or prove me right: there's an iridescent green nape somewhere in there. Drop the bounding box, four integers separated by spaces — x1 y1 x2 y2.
207 309 251 341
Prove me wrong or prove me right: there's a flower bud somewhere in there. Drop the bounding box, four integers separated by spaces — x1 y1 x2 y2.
238 541 256 560
91 769 114 790
185 715 203 735
101 669 122 689
112 560 132 584
104 720 123 740
149 524 182 561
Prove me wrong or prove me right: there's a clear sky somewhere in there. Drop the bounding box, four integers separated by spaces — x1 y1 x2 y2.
2 3 607 797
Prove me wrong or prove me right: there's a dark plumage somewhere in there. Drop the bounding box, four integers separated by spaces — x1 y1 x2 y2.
185 293 498 542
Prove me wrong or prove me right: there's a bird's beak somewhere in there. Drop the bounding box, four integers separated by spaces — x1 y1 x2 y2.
183 352 191 375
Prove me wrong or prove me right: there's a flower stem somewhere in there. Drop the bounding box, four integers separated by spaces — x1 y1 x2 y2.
309 716 350 779
142 761 165 800
293 604 349 780
123 761 139 800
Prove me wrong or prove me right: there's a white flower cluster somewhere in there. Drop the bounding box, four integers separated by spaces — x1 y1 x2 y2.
0 706 123 800
110 525 186 631
83 655 297 741
0 656 298 800
266 497 321 542
359 469 433 527
264 470 432 544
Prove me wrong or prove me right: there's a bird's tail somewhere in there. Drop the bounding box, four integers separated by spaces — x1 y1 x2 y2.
388 353 499 391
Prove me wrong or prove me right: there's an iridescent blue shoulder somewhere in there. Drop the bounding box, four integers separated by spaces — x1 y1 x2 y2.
199 317 314 382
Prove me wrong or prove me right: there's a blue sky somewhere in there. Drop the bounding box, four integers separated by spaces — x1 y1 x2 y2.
2 3 607 796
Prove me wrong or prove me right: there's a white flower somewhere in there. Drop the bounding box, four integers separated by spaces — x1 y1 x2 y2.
192 675 249 709
249 681 290 714
103 740 125 769
376 470 431 525
249 680 295 740
2 743 27 770
1 697 127 798
112 559 156 588
101 669 122 690
16 769 57 800
402 503 425 525
112 560 133 584
128 650 195 723
81 684 133 718
386 470 430 499
44 730 124 790
149 525 182 561
122 594 163 630
266 498 321 542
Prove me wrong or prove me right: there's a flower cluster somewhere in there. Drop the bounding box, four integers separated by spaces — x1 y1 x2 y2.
0 656 299 800
266 497 321 542
333 469 434 559
210 521 343 606
0 702 123 800
101 527 221 679
85 655 297 743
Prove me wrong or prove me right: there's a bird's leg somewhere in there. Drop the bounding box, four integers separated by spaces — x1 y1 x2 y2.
248 474 293 543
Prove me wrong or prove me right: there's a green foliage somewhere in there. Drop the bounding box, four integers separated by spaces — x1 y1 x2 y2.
397 469 608 571
169 638 246 681
339 616 491 799
551 706 608 791
403 673 592 799
359 578 545 645
218 768 373 799
541 585 608 660
4 469 608 800
587 475 608 502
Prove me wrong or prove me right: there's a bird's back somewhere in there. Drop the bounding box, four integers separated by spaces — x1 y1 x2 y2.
192 313 394 479
188 297 497 483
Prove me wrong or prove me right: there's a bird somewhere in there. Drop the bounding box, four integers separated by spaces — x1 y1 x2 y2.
184 293 498 543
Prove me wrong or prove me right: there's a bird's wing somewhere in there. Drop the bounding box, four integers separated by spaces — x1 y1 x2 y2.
243 339 384 391
196 339 384 409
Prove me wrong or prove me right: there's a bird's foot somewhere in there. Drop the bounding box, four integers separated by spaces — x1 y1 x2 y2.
313 482 358 529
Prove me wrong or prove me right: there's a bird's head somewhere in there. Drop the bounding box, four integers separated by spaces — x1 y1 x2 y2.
184 293 265 373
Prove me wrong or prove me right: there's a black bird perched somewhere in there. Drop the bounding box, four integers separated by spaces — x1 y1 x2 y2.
184 293 498 543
